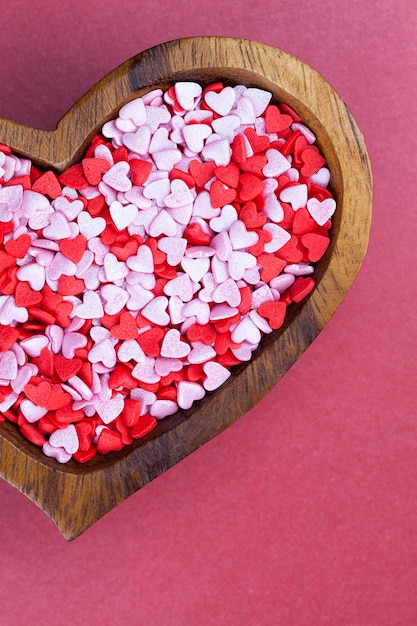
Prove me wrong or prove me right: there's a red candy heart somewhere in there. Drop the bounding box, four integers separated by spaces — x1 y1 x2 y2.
59 234 87 264
82 157 111 186
5 233 32 258
54 356 83 382
110 312 139 340
258 301 287 329
32 171 62 199
264 105 293 133
210 179 237 207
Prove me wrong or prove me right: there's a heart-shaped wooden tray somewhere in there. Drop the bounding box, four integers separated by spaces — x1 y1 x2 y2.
0 37 372 540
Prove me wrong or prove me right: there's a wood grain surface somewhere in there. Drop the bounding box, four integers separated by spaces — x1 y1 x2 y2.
0 37 372 540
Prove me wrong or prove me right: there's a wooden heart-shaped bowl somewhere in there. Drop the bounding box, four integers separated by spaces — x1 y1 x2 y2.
0 37 372 540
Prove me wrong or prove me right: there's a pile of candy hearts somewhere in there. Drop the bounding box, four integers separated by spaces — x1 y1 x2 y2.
0 81 336 463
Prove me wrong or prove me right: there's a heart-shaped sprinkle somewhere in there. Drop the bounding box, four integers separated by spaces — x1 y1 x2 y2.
49 424 79 454
174 82 202 111
205 86 235 116
203 361 231 391
306 197 337 226
109 201 138 231
0 81 336 463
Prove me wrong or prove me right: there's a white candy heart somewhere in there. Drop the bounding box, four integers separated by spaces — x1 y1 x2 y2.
181 299 210 325
212 278 242 308
209 303 238 321
126 245 154 273
49 424 79 454
103 253 129 282
20 399 48 423
211 231 233 261
53 197 84 222
211 115 241 141
101 284 129 315
209 204 238 232
19 335 49 358
0 295 28 325
77 212 106 239
102 161 132 192
183 124 212 153
119 98 147 126
181 257 210 283
149 128 176 153
168 295 186 325
231 315 262 345
43 211 71 241
168 202 194 225
118 339 145 363
22 191 53 230
228 251 257 280
309 167 331 188
148 209 177 237
122 126 152 155
150 400 178 419
125 283 154 310
158 237 187 266
42 442 72 463
143 178 170 205
0 185 22 217
201 139 232 167
164 179 194 208
11 363 38 394
0 351 18 380
212 256 230 283
263 193 284 223
232 341 258 361
236 97 256 124
177 381 205 410
153 149 182 171
193 191 220 219
291 122 316 144
160 328 191 359
145 104 171 133
47 252 76 280
203 361 231 391
229 220 259 250
307 197 336 226
0 391 18 412
164 273 194 302
154 356 183 377
251 285 275 309
263 223 292 253
279 184 308 210
88 338 117 368
205 86 235 116
116 116 140 134
95 395 125 424
187 342 216 364
61 332 88 359
132 356 160 384
74 290 104 319
109 201 138 230
141 296 170 326
174 82 202 110
245 87 272 116
16 262 46 290
262 149 291 178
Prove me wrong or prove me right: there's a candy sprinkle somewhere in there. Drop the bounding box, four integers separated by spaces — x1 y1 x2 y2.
0 82 336 463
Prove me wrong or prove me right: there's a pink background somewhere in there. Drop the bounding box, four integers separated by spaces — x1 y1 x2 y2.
1 1 417 624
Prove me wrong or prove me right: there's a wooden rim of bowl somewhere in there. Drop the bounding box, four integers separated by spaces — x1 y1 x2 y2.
0 37 372 539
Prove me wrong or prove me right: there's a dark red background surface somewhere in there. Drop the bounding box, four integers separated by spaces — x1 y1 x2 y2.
1 1 417 624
